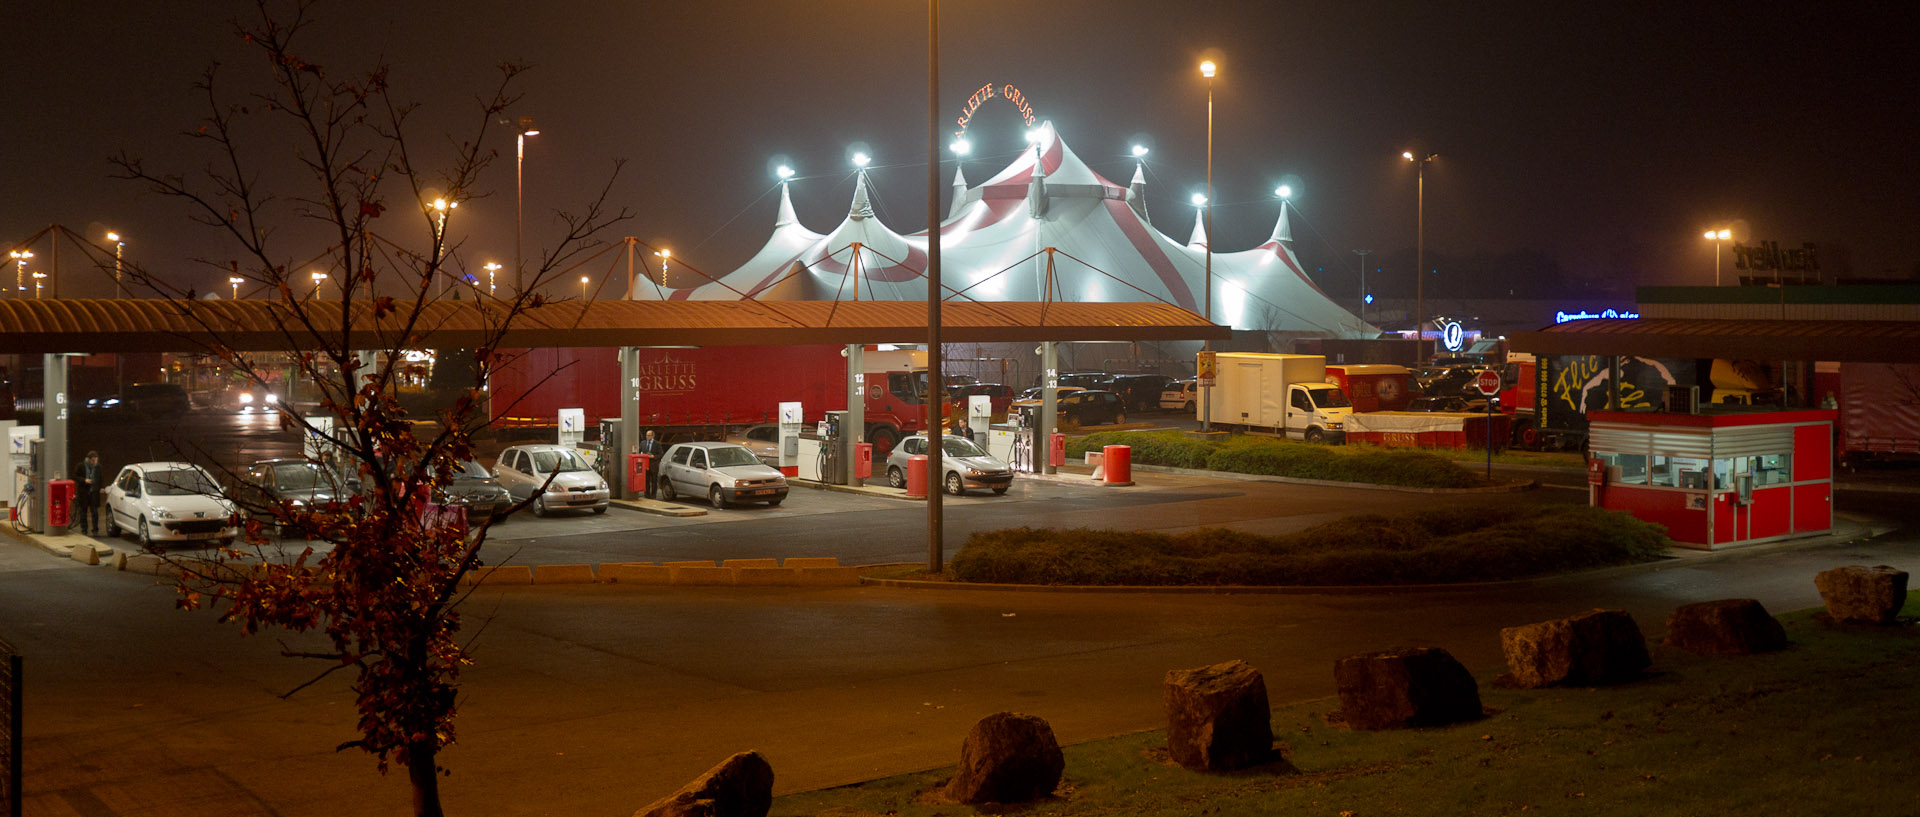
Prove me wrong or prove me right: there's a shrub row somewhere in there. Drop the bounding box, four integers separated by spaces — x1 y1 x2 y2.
947 505 1669 586
1064 431 1482 489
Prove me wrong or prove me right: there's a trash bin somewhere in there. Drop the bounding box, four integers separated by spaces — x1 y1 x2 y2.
1101 445 1132 484
905 454 928 498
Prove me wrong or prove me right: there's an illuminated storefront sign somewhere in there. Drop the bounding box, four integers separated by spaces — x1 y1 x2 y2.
1555 308 1641 324
1441 321 1465 352
1733 241 1819 273
954 83 1038 138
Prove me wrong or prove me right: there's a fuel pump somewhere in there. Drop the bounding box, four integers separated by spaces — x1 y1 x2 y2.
821 410 848 484
597 418 622 495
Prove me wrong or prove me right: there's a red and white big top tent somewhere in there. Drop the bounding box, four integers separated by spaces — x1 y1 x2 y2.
652 123 1378 344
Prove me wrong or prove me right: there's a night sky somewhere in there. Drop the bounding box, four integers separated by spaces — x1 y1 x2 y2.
5 1 1916 309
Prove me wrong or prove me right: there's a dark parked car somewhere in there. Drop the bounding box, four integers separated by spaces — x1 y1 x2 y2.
241 458 351 536
81 382 192 419
1107 374 1177 411
952 383 1014 415
1014 389 1128 427
1057 372 1115 390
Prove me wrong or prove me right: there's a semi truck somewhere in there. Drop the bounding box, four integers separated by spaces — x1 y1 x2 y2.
1495 353 1792 451
1324 364 1415 413
1825 362 1920 466
1200 353 1353 442
488 345 934 456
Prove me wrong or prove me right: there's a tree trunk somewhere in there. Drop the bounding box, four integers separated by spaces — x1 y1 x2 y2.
408 740 444 817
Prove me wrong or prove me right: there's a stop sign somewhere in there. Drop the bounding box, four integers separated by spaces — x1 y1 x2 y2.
1474 369 1503 396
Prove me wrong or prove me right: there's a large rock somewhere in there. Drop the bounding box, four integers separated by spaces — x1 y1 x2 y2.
1163 660 1276 770
1664 599 1787 655
633 751 774 817
1815 565 1909 625
1500 609 1649 688
1333 647 1483 730
945 712 1064 804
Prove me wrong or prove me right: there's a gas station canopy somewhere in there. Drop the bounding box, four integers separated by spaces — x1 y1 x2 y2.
0 298 1229 355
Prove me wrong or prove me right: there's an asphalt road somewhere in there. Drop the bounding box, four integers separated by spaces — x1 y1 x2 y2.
6 463 1916 817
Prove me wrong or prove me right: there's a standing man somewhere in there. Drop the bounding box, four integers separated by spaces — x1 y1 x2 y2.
953 415 975 444
73 450 103 536
637 429 664 498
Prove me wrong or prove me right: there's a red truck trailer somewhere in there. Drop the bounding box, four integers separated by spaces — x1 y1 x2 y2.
489 345 933 455
1828 362 1920 466
1324 364 1415 413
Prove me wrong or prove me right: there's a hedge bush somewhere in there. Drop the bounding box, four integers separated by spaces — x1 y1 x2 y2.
947 505 1669 586
1063 430 1482 488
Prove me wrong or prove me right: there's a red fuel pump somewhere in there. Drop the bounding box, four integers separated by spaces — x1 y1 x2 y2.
47 478 75 529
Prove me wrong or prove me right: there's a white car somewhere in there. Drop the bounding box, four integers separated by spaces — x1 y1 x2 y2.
493 444 611 517
104 462 239 547
657 441 789 508
1160 378 1198 412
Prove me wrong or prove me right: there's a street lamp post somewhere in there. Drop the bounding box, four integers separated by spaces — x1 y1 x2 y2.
9 250 31 299
579 275 589 301
1353 249 1371 323
431 198 456 295
515 116 539 298
1199 58 1216 432
1403 151 1437 362
483 262 501 296
1703 228 1732 286
229 276 243 300
31 272 46 299
653 249 671 286
311 271 327 299
926 0 945 573
107 232 125 298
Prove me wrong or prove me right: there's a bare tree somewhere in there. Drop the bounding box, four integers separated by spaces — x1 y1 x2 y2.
109 2 628 814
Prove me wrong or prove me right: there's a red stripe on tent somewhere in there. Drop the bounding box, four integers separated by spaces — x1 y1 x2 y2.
1105 199 1197 312
1258 240 1327 296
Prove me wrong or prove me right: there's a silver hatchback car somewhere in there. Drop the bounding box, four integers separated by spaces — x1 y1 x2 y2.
493 444 610 517
885 434 1014 496
658 441 789 509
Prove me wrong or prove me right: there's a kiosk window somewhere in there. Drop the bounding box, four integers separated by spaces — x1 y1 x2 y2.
1756 453 1792 486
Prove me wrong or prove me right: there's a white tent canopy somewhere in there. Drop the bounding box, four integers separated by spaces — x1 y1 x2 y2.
659 123 1378 343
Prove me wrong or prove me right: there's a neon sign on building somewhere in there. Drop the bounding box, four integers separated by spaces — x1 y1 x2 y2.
954 83 1038 138
1555 308 1640 324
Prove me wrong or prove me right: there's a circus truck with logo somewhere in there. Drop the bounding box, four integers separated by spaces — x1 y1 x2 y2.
488 345 933 457
1497 353 1766 451
1200 353 1353 443
1323 364 1415 413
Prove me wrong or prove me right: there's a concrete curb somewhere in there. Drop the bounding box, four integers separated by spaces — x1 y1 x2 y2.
608 498 708 517
857 515 1887 595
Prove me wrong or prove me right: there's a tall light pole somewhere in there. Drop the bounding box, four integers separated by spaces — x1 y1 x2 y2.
9 250 31 299
311 271 327 299
1200 58 1216 432
430 198 456 295
515 116 539 298
579 275 589 301
229 276 243 300
1403 150 1436 362
31 272 46 299
107 232 125 298
926 0 946 573
483 262 501 296
1703 228 1732 286
1353 249 1372 323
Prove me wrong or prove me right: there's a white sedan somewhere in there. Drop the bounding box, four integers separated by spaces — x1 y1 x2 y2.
104 462 239 548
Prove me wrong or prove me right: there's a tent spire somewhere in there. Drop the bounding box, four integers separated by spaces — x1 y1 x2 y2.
775 181 800 228
948 165 969 220
1188 208 1208 248
1127 162 1150 225
849 170 875 220
1268 200 1294 245
1027 122 1051 219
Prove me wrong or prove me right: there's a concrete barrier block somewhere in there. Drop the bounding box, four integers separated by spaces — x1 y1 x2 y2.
782 557 841 569
599 562 670 584
120 553 167 575
670 565 736 586
722 558 780 569
533 564 597 584
735 567 798 586
794 566 861 586
70 543 101 565
663 559 718 569
466 565 534 586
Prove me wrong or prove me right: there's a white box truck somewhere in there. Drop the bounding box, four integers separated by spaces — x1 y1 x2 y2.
1201 353 1354 442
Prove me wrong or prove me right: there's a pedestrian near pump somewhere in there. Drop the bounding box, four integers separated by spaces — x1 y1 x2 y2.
73 450 103 535
637 429 665 497
953 416 975 443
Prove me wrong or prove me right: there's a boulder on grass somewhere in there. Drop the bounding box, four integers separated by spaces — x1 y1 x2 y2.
1163 659 1276 770
1500 608 1649 688
633 751 774 817
945 712 1064 804
1664 599 1787 655
1333 647 1483 730
1815 565 1909 625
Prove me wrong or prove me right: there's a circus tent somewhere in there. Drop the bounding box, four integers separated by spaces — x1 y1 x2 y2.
657 123 1378 344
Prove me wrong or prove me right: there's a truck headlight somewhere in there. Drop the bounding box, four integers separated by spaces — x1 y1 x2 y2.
1327 421 1343 430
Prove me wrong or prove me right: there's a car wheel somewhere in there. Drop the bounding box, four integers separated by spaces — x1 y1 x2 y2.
532 494 549 518
1113 410 1127 426
491 512 508 525
1183 401 1195 414
138 516 154 550
945 472 965 496
992 486 1008 495
1305 426 1326 444
766 498 783 507
660 479 678 502
709 485 727 509
592 505 607 515
869 426 899 459
106 513 120 538
887 466 906 489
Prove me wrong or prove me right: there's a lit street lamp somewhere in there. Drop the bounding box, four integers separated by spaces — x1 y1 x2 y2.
107 232 126 298
1403 150 1437 362
515 116 539 297
1703 228 1732 286
654 249 671 285
483 261 501 296
31 271 46 299
579 275 589 301
1200 57 1216 432
9 250 31 298
229 276 244 300
310 271 327 299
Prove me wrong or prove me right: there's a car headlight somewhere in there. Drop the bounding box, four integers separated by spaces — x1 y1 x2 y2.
239 393 254 405
967 468 989 476
151 508 175 520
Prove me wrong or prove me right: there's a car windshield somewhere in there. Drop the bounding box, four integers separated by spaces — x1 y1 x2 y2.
455 460 492 479
147 468 218 496
270 463 325 491
706 446 762 468
941 437 988 458
530 449 592 473
1311 388 1353 408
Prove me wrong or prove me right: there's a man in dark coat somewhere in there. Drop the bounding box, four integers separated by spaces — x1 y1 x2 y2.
73 450 104 535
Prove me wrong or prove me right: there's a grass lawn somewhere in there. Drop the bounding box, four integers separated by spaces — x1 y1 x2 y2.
773 602 1920 816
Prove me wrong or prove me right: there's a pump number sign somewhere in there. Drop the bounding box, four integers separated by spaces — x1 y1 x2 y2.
1474 370 1503 396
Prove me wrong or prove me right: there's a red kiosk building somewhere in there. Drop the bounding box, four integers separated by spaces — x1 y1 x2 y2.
1586 408 1835 549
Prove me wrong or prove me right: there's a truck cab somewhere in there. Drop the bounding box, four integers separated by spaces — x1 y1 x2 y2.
1288 383 1353 443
